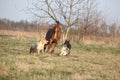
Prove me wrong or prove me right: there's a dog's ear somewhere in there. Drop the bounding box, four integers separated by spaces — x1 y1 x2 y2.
65 39 67 42
44 40 48 44
68 40 70 42
46 40 49 43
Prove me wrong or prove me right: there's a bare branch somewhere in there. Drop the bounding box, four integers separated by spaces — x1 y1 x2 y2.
41 9 56 21
45 0 57 21
55 0 68 24
31 0 98 40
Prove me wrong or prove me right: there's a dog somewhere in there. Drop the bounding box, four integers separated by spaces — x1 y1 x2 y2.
29 39 48 54
63 40 71 49
36 39 48 54
29 43 37 54
59 40 71 56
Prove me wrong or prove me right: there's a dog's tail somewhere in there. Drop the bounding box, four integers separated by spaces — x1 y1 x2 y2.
29 47 32 54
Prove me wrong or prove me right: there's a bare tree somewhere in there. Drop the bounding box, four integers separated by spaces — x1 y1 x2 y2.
73 0 99 41
30 0 97 42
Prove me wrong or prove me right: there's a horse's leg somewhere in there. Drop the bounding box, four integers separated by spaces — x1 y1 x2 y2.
49 43 57 53
47 43 53 53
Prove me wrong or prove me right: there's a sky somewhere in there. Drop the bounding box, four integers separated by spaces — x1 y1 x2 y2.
0 0 33 22
0 0 120 24
97 0 120 24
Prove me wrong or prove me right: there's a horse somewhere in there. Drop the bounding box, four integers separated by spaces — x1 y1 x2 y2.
44 21 61 53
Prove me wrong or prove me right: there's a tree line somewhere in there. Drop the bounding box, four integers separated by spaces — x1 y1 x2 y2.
0 18 48 32
0 18 119 42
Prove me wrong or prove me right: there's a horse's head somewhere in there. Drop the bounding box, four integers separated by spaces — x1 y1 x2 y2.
55 20 59 24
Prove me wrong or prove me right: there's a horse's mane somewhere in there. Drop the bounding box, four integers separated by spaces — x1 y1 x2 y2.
45 28 55 42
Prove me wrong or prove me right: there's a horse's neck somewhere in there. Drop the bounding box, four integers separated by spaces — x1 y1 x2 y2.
52 23 61 40
56 23 60 28
54 31 57 39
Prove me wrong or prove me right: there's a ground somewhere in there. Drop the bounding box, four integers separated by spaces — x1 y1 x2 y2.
0 38 120 80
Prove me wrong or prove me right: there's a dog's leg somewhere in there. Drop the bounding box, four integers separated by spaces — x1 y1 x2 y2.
59 50 64 56
29 47 32 54
42 49 44 53
37 49 40 54
59 52 63 56
63 51 66 56
44 44 48 52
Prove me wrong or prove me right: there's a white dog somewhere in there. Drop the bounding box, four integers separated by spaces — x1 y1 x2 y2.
37 39 48 54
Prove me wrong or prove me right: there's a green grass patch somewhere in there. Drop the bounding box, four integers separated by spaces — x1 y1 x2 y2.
72 42 120 54
31 68 45 76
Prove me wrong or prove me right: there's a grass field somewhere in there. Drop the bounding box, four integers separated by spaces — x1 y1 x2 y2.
0 38 120 80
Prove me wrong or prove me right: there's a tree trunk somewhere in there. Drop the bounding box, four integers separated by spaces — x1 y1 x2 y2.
61 26 71 43
65 27 71 40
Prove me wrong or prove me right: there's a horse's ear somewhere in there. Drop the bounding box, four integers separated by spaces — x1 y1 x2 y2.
56 21 59 24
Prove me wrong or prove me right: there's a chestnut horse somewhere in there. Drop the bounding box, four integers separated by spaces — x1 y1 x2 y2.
44 21 61 53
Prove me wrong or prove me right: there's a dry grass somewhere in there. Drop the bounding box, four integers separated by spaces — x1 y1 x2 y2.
77 36 120 48
0 30 46 40
1 30 120 47
0 36 120 80
0 30 120 80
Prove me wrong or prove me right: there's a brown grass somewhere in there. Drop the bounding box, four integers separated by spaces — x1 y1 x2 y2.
0 30 120 80
0 30 46 40
0 30 120 47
